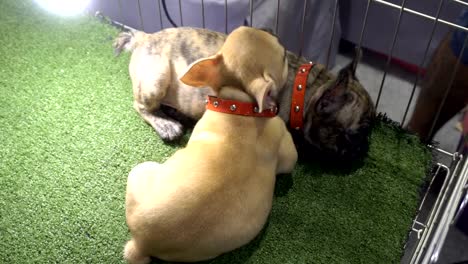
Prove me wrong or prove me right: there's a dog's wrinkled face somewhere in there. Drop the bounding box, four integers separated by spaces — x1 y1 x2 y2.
301 61 375 162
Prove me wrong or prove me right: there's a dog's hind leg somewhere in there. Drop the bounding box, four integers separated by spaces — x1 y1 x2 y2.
131 54 184 141
124 162 162 264
126 161 162 215
123 239 151 264
134 101 184 142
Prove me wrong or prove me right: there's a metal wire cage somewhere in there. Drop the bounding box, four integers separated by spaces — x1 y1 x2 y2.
92 0 468 263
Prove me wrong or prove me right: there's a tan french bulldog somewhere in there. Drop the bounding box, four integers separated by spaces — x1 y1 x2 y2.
122 25 296 263
123 84 298 263
114 26 288 141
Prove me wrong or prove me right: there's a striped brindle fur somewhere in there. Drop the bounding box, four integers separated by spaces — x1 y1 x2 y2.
279 51 375 161
114 27 375 162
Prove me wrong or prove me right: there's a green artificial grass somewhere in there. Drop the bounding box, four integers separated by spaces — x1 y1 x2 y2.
0 1 432 263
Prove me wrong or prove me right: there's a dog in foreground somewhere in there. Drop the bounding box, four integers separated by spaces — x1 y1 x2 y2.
114 27 375 162
123 27 297 263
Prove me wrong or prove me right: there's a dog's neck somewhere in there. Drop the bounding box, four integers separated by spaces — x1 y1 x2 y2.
218 86 255 103
277 52 330 123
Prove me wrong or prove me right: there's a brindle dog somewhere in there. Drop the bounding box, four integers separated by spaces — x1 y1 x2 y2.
114 27 375 162
281 51 375 162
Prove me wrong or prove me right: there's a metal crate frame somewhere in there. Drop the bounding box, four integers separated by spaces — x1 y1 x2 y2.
403 146 467 263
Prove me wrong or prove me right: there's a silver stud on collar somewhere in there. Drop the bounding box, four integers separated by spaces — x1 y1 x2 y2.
297 84 302 91
213 101 219 107
230 104 237 111
301 68 306 73
253 106 259 113
294 105 300 112
309 61 313 64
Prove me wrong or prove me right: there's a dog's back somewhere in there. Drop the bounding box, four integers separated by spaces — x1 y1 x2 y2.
114 28 226 121
124 88 297 263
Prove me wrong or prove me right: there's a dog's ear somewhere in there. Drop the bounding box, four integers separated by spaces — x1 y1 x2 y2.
315 55 361 115
249 73 276 113
315 68 353 115
180 54 224 90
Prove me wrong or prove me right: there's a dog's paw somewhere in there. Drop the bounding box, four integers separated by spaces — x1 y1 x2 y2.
155 119 184 142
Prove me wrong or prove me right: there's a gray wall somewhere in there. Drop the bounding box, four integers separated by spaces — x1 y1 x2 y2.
89 0 464 68
88 0 342 67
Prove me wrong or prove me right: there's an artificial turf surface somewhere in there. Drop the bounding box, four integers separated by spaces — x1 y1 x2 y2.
0 1 432 263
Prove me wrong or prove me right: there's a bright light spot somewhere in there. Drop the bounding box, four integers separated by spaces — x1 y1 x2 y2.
34 0 91 16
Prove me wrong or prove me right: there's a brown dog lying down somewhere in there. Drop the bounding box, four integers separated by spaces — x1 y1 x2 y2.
124 86 298 263
114 27 375 162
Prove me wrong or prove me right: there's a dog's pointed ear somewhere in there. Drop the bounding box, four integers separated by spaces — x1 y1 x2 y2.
315 52 361 114
180 53 224 89
315 68 352 115
249 74 276 113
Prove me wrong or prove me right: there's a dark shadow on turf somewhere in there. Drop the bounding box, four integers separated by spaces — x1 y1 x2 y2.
296 155 367 177
274 173 294 197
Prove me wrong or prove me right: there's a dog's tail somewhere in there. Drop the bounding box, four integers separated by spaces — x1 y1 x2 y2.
113 30 141 56
123 239 151 264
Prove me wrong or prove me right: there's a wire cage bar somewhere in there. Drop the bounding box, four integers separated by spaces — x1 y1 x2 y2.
357 0 372 54
374 0 408 110
224 0 228 33
157 0 163 30
275 0 280 34
298 0 308 58
249 0 253 26
136 0 144 31
94 0 468 263
325 0 339 70
400 0 446 126
201 0 206 28
375 0 468 32
179 0 184 26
